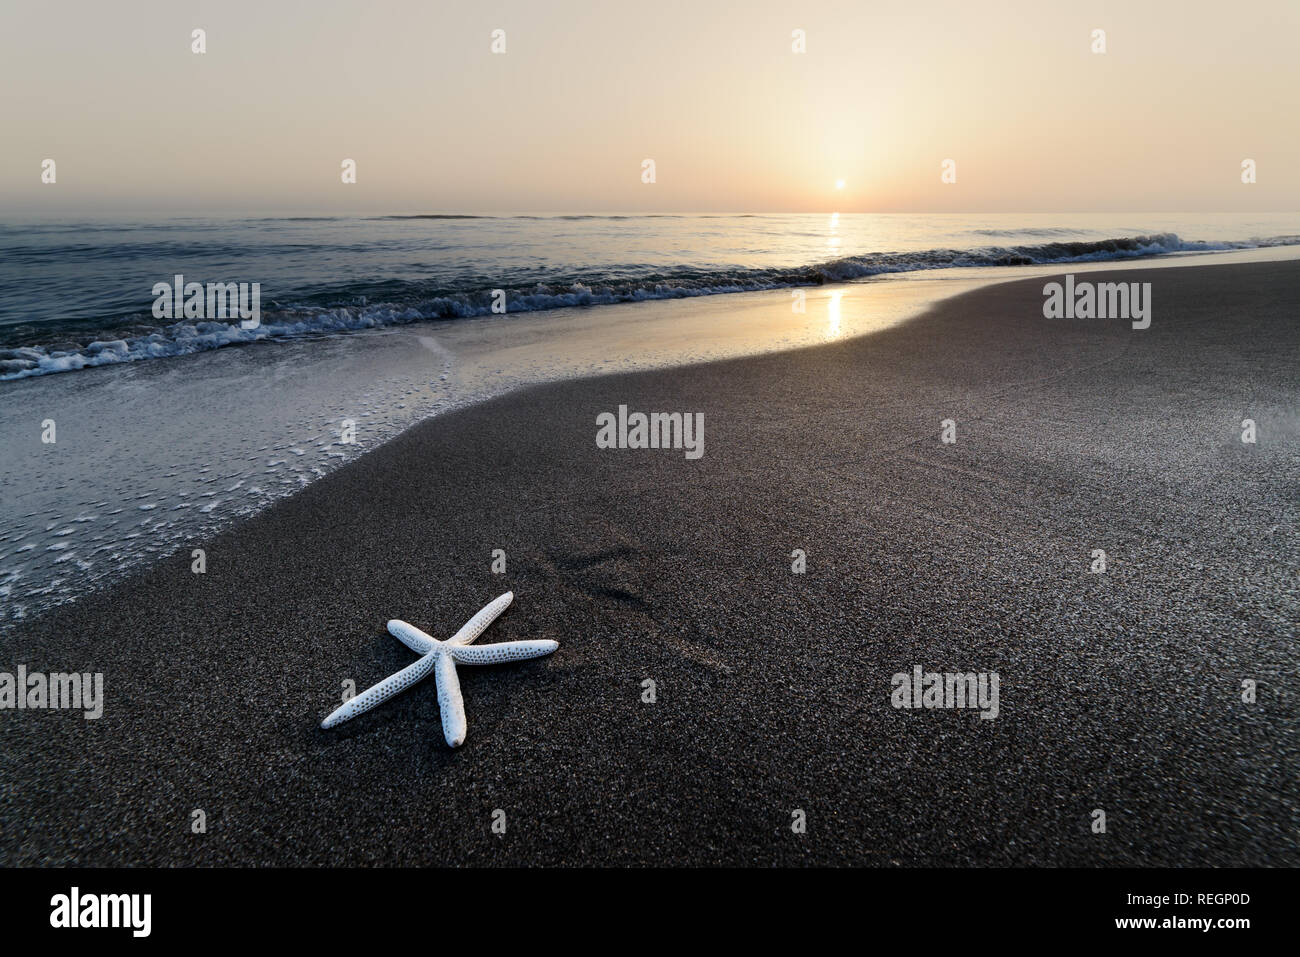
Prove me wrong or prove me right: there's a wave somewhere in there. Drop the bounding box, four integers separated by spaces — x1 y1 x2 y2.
2 232 1295 381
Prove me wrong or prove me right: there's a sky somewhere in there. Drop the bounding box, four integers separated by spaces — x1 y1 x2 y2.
1 0 1297 215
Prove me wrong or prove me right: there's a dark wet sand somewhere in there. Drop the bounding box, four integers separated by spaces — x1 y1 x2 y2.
2 260 1297 866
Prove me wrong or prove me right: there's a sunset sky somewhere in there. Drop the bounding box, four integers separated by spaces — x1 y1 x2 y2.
2 0 1297 214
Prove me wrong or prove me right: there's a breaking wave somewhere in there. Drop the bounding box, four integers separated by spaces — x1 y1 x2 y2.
3 232 1295 381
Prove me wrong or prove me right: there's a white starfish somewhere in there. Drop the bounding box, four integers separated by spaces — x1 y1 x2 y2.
320 591 557 747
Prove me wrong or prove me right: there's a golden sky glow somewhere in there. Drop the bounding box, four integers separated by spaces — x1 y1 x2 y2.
2 0 1297 214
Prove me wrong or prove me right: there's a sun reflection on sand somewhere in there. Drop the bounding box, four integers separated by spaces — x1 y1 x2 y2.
826 289 843 340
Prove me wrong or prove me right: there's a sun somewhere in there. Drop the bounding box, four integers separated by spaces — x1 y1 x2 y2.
835 179 846 190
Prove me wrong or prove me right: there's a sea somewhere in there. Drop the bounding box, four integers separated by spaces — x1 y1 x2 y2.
2 211 1298 627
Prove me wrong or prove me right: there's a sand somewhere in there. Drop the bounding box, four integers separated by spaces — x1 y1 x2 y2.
1 259 1296 866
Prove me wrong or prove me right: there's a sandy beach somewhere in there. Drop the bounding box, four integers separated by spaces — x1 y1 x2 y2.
1 259 1296 867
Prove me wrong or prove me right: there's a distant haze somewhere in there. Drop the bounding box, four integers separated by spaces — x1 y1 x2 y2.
2 0 1297 215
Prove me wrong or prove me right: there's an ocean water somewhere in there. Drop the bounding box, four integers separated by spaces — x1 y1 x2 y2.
2 211 1298 628
3 212 1299 380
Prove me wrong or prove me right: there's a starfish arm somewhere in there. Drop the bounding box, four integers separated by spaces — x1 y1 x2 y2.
387 619 438 655
320 653 435 729
434 652 468 747
448 591 514 646
449 640 559 666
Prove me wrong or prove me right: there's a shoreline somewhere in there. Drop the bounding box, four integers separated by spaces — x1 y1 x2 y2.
1 258 1297 866
5 245 1299 631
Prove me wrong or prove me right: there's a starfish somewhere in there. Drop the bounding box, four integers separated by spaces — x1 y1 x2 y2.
320 591 557 747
